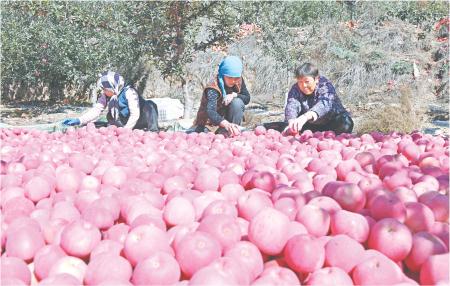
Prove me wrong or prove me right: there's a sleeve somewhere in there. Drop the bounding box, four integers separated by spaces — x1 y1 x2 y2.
205 88 225 126
309 82 336 120
284 87 302 122
78 95 106 125
123 89 140 129
237 79 250 105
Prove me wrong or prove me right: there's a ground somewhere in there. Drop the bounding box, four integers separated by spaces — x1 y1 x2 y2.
0 100 448 136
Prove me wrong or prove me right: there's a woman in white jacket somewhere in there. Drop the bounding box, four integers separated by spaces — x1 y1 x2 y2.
63 71 159 131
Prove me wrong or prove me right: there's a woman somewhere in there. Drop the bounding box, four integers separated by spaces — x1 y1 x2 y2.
63 71 159 131
282 62 353 135
194 56 250 137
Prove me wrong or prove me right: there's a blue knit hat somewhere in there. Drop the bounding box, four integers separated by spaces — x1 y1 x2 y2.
218 56 243 97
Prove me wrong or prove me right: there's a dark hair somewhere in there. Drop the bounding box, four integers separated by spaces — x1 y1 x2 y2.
294 63 319 78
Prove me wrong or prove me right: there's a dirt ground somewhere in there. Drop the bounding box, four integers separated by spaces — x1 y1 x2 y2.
1 100 447 136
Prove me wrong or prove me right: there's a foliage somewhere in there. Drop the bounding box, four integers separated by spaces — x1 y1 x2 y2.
1 0 448 114
1 1 147 101
376 1 448 30
391 61 413 76
1 1 244 101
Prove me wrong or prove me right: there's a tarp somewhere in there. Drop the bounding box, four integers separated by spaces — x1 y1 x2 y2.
151 98 184 122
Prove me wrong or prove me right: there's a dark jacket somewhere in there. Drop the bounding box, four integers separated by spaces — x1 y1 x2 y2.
195 77 250 126
284 76 349 126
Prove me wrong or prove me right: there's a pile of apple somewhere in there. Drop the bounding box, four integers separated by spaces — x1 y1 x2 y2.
1 123 448 285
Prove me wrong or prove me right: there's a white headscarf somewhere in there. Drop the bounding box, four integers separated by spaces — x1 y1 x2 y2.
97 71 125 95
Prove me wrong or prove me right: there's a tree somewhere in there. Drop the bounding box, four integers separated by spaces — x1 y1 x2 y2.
1 1 246 105
1 1 151 101
1 0 447 107
144 1 248 118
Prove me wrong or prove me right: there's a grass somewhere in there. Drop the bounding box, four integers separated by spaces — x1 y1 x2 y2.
356 85 428 134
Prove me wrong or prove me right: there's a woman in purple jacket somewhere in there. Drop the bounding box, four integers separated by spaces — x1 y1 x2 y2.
282 62 353 135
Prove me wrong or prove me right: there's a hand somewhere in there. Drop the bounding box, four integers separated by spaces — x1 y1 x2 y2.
287 116 307 134
63 118 81 126
223 92 237 106
220 120 241 137
287 111 316 134
282 125 295 136
287 114 309 134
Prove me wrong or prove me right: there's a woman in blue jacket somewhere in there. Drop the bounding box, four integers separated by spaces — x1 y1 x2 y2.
63 71 159 131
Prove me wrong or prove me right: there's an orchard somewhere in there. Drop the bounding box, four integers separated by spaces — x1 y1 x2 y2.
1 124 449 285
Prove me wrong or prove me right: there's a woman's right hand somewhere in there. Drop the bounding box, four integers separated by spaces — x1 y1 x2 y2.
220 120 241 137
62 118 81 126
223 92 237 106
287 111 316 134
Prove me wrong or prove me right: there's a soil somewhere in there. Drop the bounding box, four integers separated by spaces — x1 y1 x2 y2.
0 101 448 136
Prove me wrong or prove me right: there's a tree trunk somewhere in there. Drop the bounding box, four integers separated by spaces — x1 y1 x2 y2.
183 78 192 119
285 66 290 108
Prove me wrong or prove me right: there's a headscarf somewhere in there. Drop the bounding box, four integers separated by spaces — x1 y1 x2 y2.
97 71 125 95
218 56 243 97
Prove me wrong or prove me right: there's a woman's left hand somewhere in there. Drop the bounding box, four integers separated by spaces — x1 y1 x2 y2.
223 92 237 106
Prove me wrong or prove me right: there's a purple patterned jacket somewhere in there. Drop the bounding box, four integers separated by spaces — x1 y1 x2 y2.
284 76 349 125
